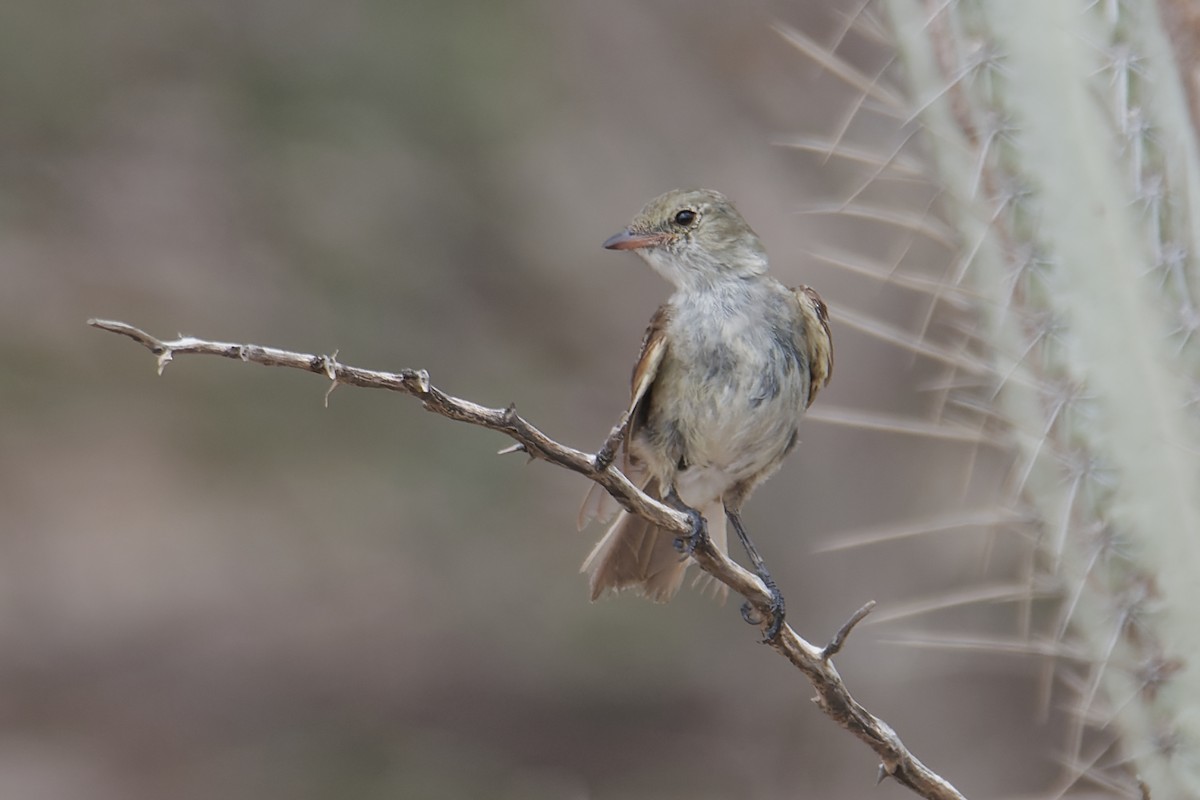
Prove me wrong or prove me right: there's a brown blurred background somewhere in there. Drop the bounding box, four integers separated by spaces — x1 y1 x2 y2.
4 1 1062 798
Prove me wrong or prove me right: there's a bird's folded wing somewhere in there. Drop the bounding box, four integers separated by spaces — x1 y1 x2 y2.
792 285 833 407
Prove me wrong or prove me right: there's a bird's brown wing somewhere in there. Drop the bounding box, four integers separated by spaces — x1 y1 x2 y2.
792 285 833 407
576 305 669 529
625 304 670 449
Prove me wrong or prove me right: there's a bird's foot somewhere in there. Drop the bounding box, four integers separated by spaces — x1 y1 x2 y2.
672 505 709 560
592 443 616 473
762 581 787 642
725 506 786 642
740 578 786 643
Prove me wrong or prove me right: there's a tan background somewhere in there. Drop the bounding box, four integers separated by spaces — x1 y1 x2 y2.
5 1 1059 798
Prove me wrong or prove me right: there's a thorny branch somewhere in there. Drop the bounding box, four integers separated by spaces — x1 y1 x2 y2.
88 318 967 800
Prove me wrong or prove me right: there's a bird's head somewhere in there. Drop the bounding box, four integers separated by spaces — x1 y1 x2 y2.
603 189 769 290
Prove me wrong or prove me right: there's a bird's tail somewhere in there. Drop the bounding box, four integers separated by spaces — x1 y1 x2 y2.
581 481 727 603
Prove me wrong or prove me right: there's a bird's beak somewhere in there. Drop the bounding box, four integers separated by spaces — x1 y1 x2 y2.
603 229 668 250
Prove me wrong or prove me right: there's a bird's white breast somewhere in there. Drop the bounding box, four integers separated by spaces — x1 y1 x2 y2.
644 279 808 491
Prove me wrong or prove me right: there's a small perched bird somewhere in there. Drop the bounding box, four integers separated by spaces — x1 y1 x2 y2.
578 188 832 639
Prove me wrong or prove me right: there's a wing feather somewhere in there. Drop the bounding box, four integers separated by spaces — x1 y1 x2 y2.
792 285 833 407
626 304 670 446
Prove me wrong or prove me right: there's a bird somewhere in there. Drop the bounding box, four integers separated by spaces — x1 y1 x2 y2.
577 188 832 640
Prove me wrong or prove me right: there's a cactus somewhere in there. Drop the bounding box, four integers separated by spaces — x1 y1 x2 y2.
855 0 1200 795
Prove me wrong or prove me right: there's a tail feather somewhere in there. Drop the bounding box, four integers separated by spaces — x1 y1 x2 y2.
577 458 649 531
581 501 728 604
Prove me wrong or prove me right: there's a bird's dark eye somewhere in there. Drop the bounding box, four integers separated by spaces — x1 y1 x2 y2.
673 209 697 226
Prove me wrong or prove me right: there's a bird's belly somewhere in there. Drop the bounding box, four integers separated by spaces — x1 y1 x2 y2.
679 391 798 473
645 353 805 480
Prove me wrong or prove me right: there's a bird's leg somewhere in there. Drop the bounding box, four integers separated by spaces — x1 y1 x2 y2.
593 410 630 472
725 504 786 642
663 485 708 558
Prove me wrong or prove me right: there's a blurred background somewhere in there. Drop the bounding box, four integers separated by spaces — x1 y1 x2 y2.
3 1 1062 798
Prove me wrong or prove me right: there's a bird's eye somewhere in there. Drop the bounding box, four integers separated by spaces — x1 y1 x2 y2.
673 209 697 226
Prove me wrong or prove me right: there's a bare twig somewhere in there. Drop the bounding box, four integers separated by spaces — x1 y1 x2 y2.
88 318 968 800
822 600 878 660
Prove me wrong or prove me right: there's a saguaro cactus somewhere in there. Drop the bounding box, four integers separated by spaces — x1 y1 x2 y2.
877 0 1200 795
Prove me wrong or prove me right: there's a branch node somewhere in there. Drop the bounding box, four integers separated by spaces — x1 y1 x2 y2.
155 349 174 375
821 599 877 660
236 345 251 362
319 352 342 407
497 443 527 456
413 369 431 394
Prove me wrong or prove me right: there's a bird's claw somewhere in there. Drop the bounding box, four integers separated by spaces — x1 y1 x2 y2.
593 444 615 473
740 584 786 643
762 587 786 642
672 506 708 560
